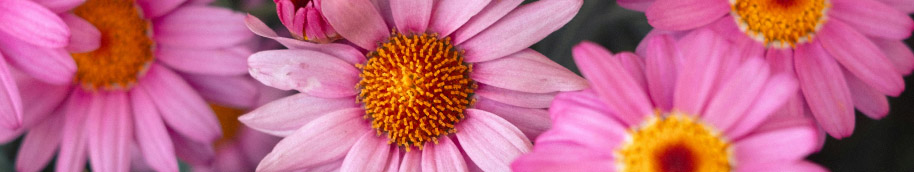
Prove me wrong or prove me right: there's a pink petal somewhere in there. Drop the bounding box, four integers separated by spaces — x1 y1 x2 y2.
421 136 468 172
703 58 771 136
86 92 133 172
385 146 401 172
727 74 800 140
511 142 614 172
61 13 100 53
734 126 818 168
399 149 421 172
15 114 62 172
794 43 855 138
32 0 84 13
370 0 396 27
156 45 250 76
391 0 432 33
571 42 652 125
617 52 648 92
451 0 523 44
248 49 359 98
830 0 914 39
256 108 371 171
474 97 551 140
428 0 490 36
244 15 367 65
137 0 186 19
321 0 390 50
455 109 532 172
340 133 393 172
461 0 582 63
536 90 627 150
0 56 21 129
643 34 680 111
130 88 178 172
818 20 904 96
645 0 728 30
876 0 914 13
872 38 914 75
154 6 253 49
471 50 587 93
239 93 358 137
170 132 215 166
475 84 556 109
845 70 889 119
765 48 795 75
182 74 259 108
617 0 655 11
737 161 827 172
673 29 729 115
0 0 69 47
15 69 70 128
56 90 91 172
0 31 75 85
138 64 221 143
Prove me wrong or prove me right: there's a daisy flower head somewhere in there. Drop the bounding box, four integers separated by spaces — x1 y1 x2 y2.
3 0 256 171
512 31 823 171
624 0 914 138
241 0 587 171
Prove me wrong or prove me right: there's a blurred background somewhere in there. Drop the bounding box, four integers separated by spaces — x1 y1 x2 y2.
0 0 911 171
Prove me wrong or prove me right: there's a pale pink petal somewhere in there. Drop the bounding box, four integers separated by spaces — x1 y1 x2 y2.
818 20 904 96
454 138 484 172
86 92 132 172
703 58 771 135
239 93 358 137
571 42 652 125
130 89 178 172
645 0 728 30
511 142 613 172
0 31 75 85
237 127 281 166
157 45 250 76
734 126 818 168
138 64 221 143
673 29 729 115
322 0 390 50
872 38 914 75
738 161 827 172
399 149 421 172
475 84 556 109
340 133 393 172
32 0 84 13
56 90 91 172
474 97 550 140
421 136 468 172
644 34 680 111
15 114 62 172
137 0 186 19
455 109 532 172
876 0 914 13
726 74 800 140
428 0 490 36
536 91 628 150
0 0 69 47
61 13 100 53
154 6 253 49
471 50 587 93
451 0 523 44
391 0 432 33
183 74 258 108
794 43 855 138
385 146 401 172
257 108 371 171
171 132 215 166
845 70 889 119
617 0 655 11
0 55 21 129
461 0 582 62
244 15 366 64
248 49 359 98
830 0 913 39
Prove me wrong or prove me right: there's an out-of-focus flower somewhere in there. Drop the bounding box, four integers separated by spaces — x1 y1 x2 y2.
624 0 914 139
512 32 823 171
274 0 339 43
241 0 587 171
1 0 255 171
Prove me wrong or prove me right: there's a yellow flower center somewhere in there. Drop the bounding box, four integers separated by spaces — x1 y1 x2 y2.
357 31 476 151
730 0 829 48
71 0 154 90
211 103 245 148
616 113 732 172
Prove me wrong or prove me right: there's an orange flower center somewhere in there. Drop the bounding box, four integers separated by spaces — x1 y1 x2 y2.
730 0 829 48
71 0 154 91
211 104 245 148
616 113 732 172
357 31 476 151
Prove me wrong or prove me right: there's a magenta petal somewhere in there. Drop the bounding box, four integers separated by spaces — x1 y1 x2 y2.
572 42 652 125
56 90 91 172
248 49 359 98
428 0 490 36
239 93 358 137
461 0 582 63
421 136 468 172
139 64 221 143
245 15 367 64
136 0 186 19
321 0 390 50
451 0 523 44
818 20 904 96
873 38 914 75
734 126 817 168
399 149 421 172
830 0 913 39
455 109 532 172
876 0 914 13
170 132 214 166
130 89 178 172
0 0 69 48
474 97 551 140
0 56 22 130
370 0 395 27
537 90 628 150
154 6 253 49
385 146 401 172
475 84 556 109
32 0 84 13
86 92 132 172
727 74 799 140
471 50 587 93
644 34 680 111
738 161 828 172
617 0 655 11
15 114 62 172
511 142 614 172
795 43 855 138
645 0 728 30
673 29 729 115
340 133 393 172
256 108 371 171
157 45 250 76
845 71 890 119
61 14 101 53
15 69 70 128
617 52 648 92
0 31 75 85
183 74 259 108
703 58 771 135
391 0 432 33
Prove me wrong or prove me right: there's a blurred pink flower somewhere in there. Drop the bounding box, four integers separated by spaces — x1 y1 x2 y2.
0 0 255 171
241 0 587 171
513 32 823 171
274 0 339 43
624 0 914 139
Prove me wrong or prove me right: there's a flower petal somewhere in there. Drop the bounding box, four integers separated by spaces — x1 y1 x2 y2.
391 0 432 33
872 38 914 75
15 69 70 128
734 126 817 167
257 108 371 171
239 93 358 137
726 74 799 140
428 0 490 36
138 64 221 143
455 109 532 172
511 142 614 172
703 58 771 136
421 136 468 172
572 42 652 125
536 90 628 151
86 92 133 172
56 90 91 172
244 15 367 65
876 0 914 13
818 20 904 96
171 132 215 166
617 0 655 11
248 49 359 98
845 70 889 119
32 0 84 13
474 97 551 140
0 31 75 85
737 161 827 172
673 29 729 115
645 0 729 30
399 149 421 172
0 56 21 130
0 0 69 47
830 0 913 39
794 43 855 138
475 84 556 109
61 13 101 53
136 0 186 19
461 0 582 62
157 45 251 76
322 0 390 50
471 49 587 93
340 133 393 172
154 6 253 49
130 88 178 172
15 114 62 172
183 74 259 109
644 34 680 111
451 0 523 44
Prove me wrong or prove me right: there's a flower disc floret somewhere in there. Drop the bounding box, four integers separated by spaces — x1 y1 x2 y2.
71 0 154 90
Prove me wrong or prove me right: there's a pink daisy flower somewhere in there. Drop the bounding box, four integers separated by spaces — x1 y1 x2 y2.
512 31 824 171
240 0 587 171
0 0 255 171
623 0 914 138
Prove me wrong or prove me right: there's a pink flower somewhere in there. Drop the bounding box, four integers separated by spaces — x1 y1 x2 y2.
274 0 339 43
241 0 587 171
0 0 75 129
624 0 914 138
0 0 255 171
512 32 824 171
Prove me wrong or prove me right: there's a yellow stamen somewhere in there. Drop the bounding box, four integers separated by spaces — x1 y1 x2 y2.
616 113 732 172
71 0 154 91
731 0 829 48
